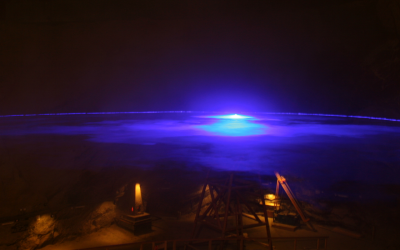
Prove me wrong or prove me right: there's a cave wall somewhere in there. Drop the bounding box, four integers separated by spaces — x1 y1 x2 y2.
0 0 399 115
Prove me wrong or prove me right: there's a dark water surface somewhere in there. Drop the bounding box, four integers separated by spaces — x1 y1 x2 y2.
1 112 399 193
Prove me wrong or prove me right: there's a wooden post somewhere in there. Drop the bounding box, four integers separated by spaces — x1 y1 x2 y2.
275 179 280 198
209 185 222 229
198 194 223 222
317 238 320 250
152 242 156 250
140 244 143 250
234 201 240 250
275 172 316 231
235 191 262 223
191 171 283 243
222 173 234 236
293 239 297 250
259 178 273 250
173 241 176 250
240 239 243 250
190 171 210 238
236 196 243 236
208 240 212 250
324 238 328 249
234 201 239 237
212 182 229 221
164 241 167 250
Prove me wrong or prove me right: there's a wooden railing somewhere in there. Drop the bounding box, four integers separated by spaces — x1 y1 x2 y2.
76 236 328 250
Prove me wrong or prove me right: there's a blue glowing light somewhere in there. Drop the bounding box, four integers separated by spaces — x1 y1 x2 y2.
197 114 267 136
0 111 400 123
207 114 255 120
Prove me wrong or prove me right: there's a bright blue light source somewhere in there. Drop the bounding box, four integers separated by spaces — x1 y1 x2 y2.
197 114 267 136
208 114 254 120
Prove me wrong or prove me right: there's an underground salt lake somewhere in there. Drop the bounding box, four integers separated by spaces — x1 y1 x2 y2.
1 111 399 199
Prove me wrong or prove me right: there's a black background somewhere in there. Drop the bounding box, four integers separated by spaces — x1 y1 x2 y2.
1 0 399 116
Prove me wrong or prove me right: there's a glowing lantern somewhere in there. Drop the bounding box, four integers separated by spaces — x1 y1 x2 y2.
264 194 276 200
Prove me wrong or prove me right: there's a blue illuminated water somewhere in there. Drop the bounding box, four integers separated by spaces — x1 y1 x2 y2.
197 114 267 136
1 112 400 190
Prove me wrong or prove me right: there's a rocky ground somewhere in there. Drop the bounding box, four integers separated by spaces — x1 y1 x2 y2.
0 156 399 250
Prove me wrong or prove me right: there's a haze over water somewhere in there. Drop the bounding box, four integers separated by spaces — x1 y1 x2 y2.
1 112 399 194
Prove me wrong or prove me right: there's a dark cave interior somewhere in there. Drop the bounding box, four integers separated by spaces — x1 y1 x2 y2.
1 1 400 250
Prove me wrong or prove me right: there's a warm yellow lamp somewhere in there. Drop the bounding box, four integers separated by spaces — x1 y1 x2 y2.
265 194 276 200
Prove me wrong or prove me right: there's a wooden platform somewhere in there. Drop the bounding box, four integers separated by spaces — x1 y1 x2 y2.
271 222 297 231
332 227 362 239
